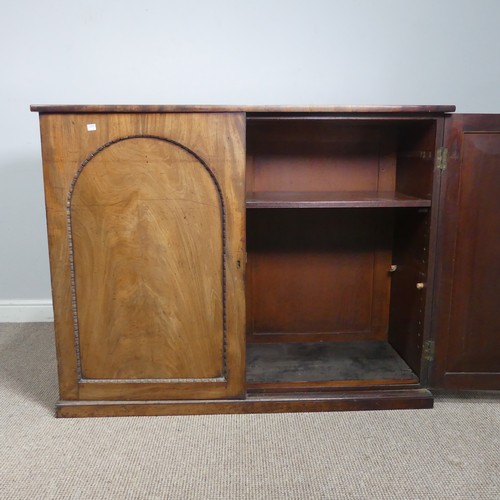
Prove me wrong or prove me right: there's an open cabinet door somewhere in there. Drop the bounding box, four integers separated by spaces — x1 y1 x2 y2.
432 114 500 389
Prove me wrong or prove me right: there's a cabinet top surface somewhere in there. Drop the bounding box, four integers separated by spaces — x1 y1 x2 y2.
30 104 456 114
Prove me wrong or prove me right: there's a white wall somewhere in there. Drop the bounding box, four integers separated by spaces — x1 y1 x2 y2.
1 0 500 320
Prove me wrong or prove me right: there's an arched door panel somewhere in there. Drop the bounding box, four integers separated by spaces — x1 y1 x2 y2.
39 113 246 401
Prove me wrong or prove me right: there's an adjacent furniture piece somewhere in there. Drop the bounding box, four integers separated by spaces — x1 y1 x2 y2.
31 105 500 417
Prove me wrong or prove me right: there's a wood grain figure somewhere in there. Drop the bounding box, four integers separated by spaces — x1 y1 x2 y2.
38 112 246 400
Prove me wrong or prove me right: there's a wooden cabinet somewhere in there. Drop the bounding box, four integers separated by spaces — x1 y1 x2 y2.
31 105 500 417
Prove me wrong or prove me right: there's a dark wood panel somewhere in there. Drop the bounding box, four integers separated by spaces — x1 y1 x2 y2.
247 121 396 194
56 389 433 417
386 116 440 379
396 121 438 199
247 332 389 343
388 209 431 374
246 209 393 340
246 341 417 387
418 118 446 386
246 121 400 343
446 132 500 372
432 114 500 389
31 104 456 113
439 373 500 391
246 191 431 208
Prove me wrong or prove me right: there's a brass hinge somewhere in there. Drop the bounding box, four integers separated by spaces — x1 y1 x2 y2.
423 340 435 362
436 147 448 171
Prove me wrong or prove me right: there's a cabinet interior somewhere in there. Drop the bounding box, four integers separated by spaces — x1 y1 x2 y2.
245 117 437 391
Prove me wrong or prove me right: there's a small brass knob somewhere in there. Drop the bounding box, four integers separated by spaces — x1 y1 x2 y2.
416 282 425 290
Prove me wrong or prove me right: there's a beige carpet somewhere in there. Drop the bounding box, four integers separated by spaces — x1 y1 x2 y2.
0 323 499 500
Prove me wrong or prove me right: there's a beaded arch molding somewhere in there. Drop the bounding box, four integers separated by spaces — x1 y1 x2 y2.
66 135 228 384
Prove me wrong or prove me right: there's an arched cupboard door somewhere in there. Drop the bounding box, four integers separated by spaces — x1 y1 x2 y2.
39 113 246 401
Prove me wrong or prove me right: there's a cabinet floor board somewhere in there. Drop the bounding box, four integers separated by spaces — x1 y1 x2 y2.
246 341 417 386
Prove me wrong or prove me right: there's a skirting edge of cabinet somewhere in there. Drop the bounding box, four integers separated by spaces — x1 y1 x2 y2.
55 388 433 417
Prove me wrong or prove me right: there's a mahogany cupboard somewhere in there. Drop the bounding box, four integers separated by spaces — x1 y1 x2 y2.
30 105 500 417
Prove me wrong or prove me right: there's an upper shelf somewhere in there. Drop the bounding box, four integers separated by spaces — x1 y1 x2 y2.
30 104 456 114
246 191 432 209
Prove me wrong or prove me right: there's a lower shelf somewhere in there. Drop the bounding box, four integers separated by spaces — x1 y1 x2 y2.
246 341 417 390
56 388 433 417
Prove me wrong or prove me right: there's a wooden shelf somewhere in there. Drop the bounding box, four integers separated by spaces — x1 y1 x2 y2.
246 191 431 209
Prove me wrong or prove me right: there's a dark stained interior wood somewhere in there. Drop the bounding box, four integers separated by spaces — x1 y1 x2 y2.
246 120 398 194
246 342 417 387
246 121 396 343
246 209 394 342
396 121 438 199
246 119 438 353
385 121 438 376
388 209 432 375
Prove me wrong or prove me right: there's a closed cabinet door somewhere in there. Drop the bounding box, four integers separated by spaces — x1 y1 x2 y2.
40 113 246 400
432 114 500 389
